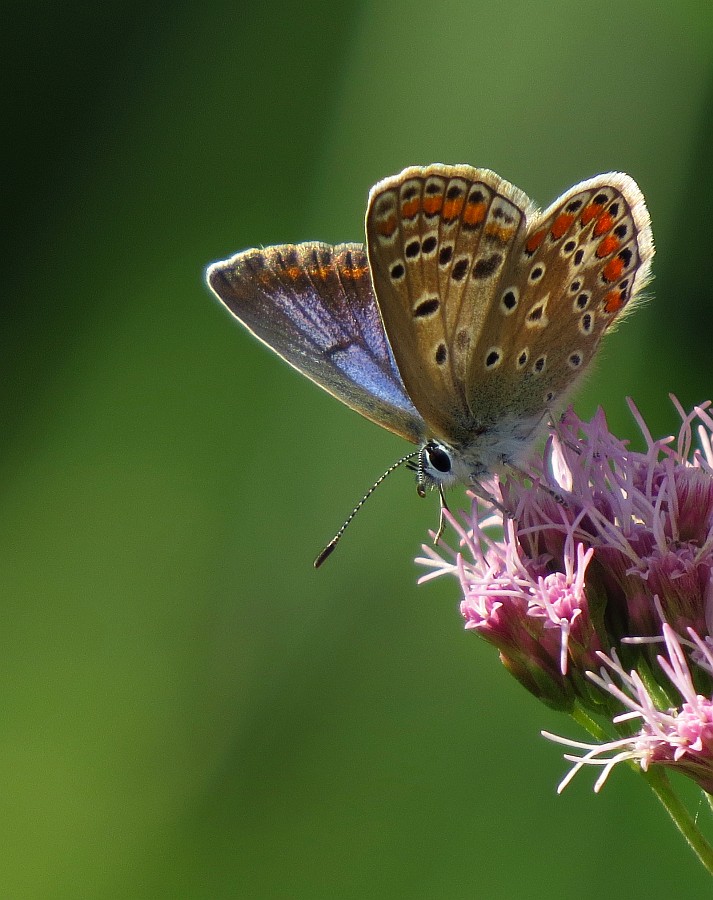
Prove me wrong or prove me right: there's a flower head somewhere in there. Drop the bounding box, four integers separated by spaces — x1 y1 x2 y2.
545 624 713 794
418 399 713 794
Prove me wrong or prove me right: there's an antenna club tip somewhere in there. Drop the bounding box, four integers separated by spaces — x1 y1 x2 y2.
314 540 337 569
313 449 420 566
417 485 427 498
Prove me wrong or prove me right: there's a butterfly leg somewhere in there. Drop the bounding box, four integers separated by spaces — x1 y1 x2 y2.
505 463 567 506
432 484 450 544
467 478 510 517
548 413 584 456
548 412 603 462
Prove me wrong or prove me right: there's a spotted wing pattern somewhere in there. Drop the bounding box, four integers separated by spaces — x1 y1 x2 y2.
466 173 653 424
207 242 424 443
366 165 653 444
366 164 534 443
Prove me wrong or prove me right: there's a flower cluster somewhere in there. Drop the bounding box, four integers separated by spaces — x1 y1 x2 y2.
418 399 713 793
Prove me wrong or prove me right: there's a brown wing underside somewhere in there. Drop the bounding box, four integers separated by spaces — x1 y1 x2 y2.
366 165 653 444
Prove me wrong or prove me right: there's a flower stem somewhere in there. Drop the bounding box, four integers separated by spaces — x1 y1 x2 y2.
642 767 713 876
570 704 612 743
570 706 713 875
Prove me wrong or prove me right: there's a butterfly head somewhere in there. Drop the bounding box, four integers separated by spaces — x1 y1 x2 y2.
413 439 484 495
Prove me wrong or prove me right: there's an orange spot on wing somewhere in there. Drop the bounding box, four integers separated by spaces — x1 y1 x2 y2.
484 223 514 243
401 197 421 219
550 213 575 239
596 235 620 258
602 256 625 282
593 212 615 236
580 201 605 226
463 201 487 226
525 228 547 254
422 195 443 215
341 265 369 280
442 197 465 220
305 265 332 281
285 266 303 281
603 289 626 313
377 216 398 237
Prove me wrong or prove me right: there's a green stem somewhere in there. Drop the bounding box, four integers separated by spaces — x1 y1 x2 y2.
642 768 713 877
570 705 713 876
570 704 612 743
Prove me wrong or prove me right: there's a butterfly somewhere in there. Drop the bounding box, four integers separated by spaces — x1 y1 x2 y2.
206 164 654 563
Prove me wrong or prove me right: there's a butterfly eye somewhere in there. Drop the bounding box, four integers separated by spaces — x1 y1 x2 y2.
425 442 452 474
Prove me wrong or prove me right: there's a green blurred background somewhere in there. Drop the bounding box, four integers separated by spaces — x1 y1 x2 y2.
5 2 713 897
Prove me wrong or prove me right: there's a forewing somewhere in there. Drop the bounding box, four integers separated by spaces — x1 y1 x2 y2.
365 164 533 443
207 242 424 443
465 173 654 420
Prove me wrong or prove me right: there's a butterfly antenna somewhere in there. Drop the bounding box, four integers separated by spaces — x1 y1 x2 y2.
416 447 427 498
314 449 421 568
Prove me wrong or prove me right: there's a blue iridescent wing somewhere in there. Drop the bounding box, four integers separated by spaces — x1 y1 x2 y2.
206 242 425 444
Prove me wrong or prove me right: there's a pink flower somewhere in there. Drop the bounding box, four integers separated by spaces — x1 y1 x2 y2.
418 399 713 795
545 624 713 794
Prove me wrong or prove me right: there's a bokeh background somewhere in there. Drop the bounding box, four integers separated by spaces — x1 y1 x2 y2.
5 2 713 897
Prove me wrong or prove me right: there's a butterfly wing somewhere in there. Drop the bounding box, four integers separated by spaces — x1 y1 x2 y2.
366 165 653 446
206 242 425 443
365 164 534 444
464 173 654 421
